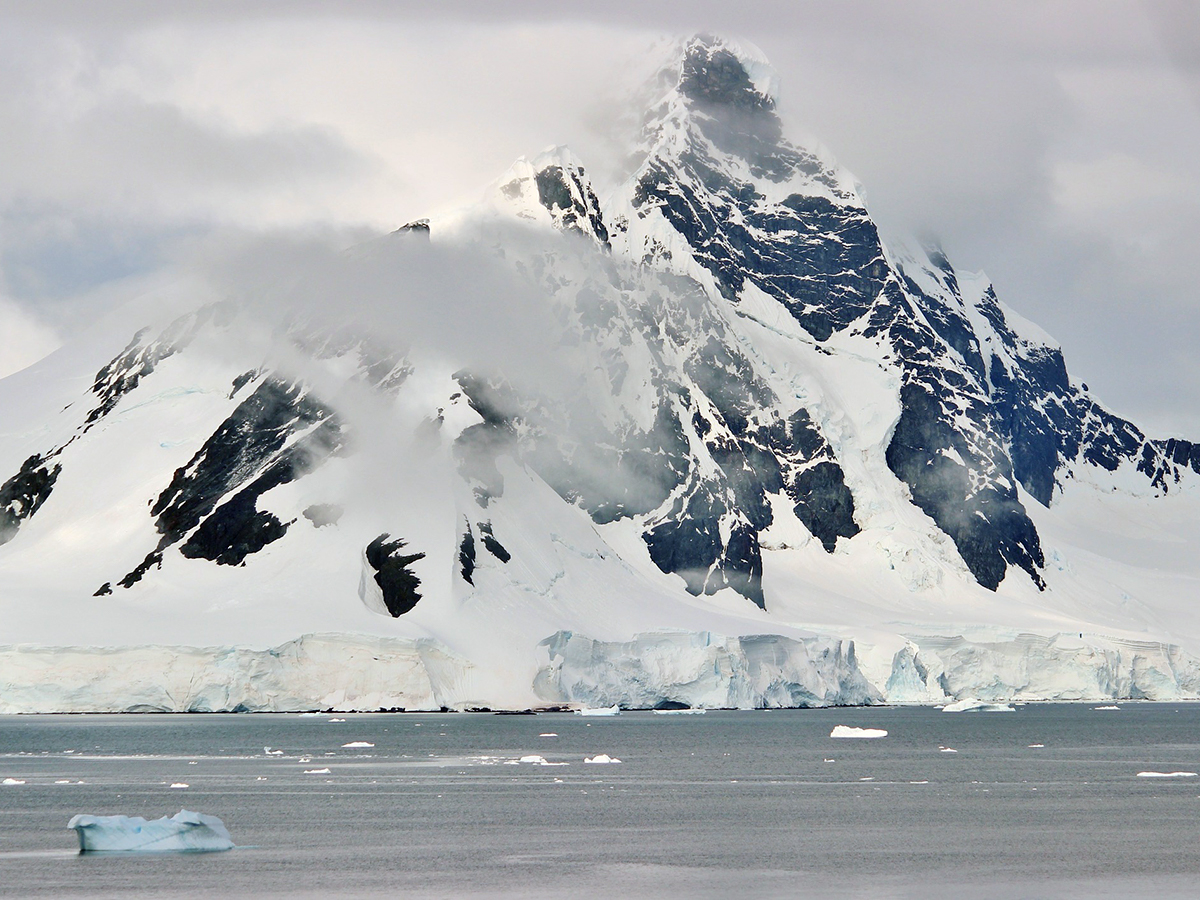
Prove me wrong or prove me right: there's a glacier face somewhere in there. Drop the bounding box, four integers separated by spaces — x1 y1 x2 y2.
533 630 881 710
0 36 1197 711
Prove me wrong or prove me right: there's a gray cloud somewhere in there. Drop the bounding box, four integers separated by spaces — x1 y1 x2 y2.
0 2 1195 434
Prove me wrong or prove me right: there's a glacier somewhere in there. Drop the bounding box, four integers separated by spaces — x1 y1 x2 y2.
534 630 880 709
68 810 233 853
0 36 1197 712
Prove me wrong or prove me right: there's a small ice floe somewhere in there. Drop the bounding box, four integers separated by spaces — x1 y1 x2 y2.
1028 743 1046 748
303 768 331 775
823 758 835 763
939 747 958 754
3 778 25 785
539 733 558 737
942 698 1015 713
652 708 707 715
1136 771 1197 778
55 779 71 784
341 742 374 748
575 705 621 717
1094 705 1121 711
909 780 930 785
830 726 888 739
328 718 346 723
263 747 284 756
520 755 548 764
169 783 189 789
584 754 621 764
69 810 233 853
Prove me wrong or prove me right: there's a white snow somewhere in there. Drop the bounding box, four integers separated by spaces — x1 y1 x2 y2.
830 726 888 739
68 810 233 853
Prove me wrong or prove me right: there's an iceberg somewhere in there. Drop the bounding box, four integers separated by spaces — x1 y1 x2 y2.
941 698 1015 713
575 705 622 717
68 810 233 853
1136 771 1197 778
830 725 888 739
584 754 621 764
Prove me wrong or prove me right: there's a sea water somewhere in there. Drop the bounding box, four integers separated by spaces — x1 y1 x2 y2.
1 704 1198 898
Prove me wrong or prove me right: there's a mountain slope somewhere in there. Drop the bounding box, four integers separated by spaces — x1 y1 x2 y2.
0 35 1197 711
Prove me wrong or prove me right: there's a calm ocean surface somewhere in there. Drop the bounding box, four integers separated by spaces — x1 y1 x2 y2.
1 705 1198 899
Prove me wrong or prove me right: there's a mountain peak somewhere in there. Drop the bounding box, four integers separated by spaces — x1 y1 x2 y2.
675 34 779 111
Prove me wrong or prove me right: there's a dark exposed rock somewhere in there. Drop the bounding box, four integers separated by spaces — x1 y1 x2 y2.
230 370 257 399
86 306 224 429
151 377 342 548
534 164 610 248
478 521 511 563
459 521 476 585
395 219 430 238
0 454 61 546
180 489 290 566
118 550 162 588
93 582 112 596
116 376 343 585
364 533 426 617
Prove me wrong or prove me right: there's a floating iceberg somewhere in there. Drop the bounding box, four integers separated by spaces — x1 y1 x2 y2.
68 810 233 853
1136 771 1197 778
341 741 374 748
574 705 621 717
830 725 888 739
584 754 621 764
942 698 1015 713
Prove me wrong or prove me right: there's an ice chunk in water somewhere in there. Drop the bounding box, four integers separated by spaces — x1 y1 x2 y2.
575 705 621 717
583 754 621 764
942 698 1015 713
830 726 887 739
1136 771 1197 778
68 810 233 853
341 742 374 748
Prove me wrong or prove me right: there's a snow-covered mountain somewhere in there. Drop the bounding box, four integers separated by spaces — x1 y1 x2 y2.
2 36 1198 712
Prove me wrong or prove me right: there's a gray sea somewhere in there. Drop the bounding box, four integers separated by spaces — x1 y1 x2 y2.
0 704 1198 899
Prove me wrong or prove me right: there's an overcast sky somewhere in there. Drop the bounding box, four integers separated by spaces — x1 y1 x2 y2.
0 0 1196 435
